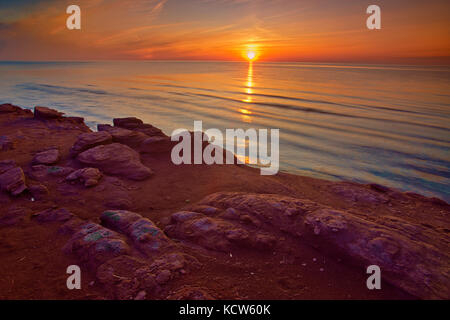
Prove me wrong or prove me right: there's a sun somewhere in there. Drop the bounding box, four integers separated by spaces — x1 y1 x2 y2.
246 51 256 61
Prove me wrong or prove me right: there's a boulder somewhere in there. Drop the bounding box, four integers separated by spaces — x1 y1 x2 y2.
77 143 153 180
63 221 131 269
101 210 173 255
70 131 112 157
97 124 148 148
65 117 85 124
32 148 60 165
0 163 27 196
113 117 144 129
0 103 23 113
34 106 64 120
113 117 166 137
66 167 102 187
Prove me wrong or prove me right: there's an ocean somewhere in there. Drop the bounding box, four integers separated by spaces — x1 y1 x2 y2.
0 61 449 201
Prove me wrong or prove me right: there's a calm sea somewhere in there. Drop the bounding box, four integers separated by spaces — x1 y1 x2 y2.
0 61 449 200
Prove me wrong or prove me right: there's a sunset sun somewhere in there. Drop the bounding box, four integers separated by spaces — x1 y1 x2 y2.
246 51 257 62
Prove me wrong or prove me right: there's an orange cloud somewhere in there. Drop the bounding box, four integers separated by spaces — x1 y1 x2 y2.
0 0 448 63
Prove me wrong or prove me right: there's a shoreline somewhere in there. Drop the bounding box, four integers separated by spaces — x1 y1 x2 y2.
0 103 448 300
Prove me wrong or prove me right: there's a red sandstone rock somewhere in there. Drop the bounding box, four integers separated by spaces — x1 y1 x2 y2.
113 117 166 137
196 192 450 299
101 210 174 255
0 104 27 113
63 221 131 269
34 106 64 120
113 117 144 128
69 131 112 157
32 148 60 165
66 167 102 187
77 143 153 180
0 163 27 196
165 210 277 253
97 124 148 148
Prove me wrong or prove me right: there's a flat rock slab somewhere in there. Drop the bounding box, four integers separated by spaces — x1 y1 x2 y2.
34 106 64 120
77 143 153 180
70 131 112 157
113 117 166 137
32 148 60 165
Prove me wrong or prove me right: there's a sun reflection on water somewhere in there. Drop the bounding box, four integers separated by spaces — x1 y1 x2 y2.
241 62 254 122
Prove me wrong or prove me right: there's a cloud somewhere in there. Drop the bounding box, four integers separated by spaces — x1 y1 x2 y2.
0 0 449 63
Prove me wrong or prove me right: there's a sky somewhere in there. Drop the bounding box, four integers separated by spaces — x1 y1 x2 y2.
0 0 449 63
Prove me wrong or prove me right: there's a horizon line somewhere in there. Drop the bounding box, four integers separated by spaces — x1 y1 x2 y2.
1 59 450 67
